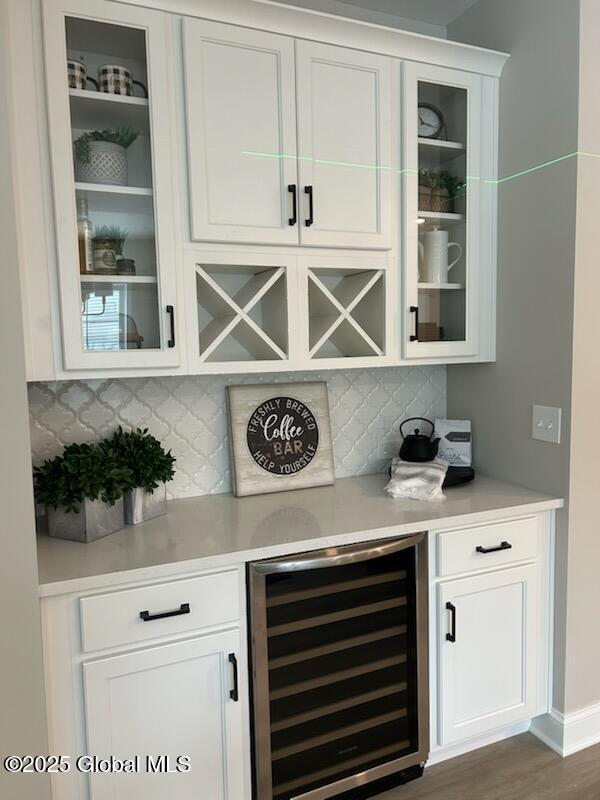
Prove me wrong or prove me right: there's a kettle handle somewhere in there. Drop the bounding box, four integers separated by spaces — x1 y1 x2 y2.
399 417 435 439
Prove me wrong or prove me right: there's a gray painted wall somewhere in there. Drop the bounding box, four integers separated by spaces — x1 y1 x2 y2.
0 2 51 797
563 0 600 713
447 0 580 712
273 0 447 37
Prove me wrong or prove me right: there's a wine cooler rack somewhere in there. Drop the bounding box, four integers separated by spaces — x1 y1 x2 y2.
248 534 428 800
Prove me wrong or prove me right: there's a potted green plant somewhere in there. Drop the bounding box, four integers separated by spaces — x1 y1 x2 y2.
418 169 435 211
74 126 139 186
440 171 467 213
91 225 130 274
33 442 133 542
106 427 176 525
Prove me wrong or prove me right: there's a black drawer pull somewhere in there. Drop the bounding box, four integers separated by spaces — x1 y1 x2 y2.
446 602 456 642
476 541 512 554
139 602 190 622
228 653 239 702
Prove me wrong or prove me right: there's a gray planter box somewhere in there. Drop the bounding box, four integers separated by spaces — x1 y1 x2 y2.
47 497 124 543
124 484 167 525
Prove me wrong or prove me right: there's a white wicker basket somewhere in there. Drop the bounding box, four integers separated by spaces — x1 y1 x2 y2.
75 141 127 186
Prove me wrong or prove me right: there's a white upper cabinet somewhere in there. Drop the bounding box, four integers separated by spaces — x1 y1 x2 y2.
401 62 493 360
183 21 299 245
295 41 392 249
184 22 393 250
42 0 181 371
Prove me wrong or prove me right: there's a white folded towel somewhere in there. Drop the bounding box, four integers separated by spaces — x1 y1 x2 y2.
385 457 448 501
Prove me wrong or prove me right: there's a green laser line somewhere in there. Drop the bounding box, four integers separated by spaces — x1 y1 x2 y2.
241 148 594 185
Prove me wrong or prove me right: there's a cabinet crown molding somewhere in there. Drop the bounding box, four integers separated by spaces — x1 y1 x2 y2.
120 0 510 77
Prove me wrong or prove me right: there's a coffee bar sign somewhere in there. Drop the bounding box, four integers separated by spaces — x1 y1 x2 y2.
227 382 334 497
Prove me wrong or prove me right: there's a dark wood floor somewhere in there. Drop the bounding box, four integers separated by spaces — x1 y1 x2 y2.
377 733 600 800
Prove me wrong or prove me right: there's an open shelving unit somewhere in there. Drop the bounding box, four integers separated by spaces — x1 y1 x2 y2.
69 88 150 131
307 268 385 359
195 263 289 362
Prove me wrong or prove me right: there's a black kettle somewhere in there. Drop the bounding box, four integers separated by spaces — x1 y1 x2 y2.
399 418 440 462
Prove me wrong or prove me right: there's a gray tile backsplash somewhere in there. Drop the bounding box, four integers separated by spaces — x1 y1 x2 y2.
28 367 446 499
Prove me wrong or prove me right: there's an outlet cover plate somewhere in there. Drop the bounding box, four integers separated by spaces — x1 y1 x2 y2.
532 405 561 444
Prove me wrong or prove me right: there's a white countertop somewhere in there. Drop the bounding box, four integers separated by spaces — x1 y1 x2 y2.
37 474 563 597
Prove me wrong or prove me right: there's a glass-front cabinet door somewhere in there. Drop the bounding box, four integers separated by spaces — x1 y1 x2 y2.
402 63 484 359
43 0 179 370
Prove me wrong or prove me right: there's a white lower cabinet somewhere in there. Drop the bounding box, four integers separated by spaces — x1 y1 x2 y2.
436 563 540 746
83 630 246 800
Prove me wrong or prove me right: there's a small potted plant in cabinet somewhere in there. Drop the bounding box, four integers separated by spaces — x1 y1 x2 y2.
106 427 176 525
33 442 132 542
74 126 139 186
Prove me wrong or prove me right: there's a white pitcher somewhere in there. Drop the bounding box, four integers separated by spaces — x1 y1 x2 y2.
418 226 463 284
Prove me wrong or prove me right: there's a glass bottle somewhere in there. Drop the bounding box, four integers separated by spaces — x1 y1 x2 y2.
77 197 94 274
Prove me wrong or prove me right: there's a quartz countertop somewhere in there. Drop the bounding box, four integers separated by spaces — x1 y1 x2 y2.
37 474 563 597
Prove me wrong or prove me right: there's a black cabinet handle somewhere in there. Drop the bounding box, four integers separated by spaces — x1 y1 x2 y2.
476 541 512 554
166 305 175 348
288 184 297 226
410 305 419 341
228 653 239 701
446 602 456 642
140 602 190 622
304 185 314 227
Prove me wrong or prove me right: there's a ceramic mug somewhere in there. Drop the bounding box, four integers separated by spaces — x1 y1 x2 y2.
418 227 463 284
67 59 99 91
97 64 148 97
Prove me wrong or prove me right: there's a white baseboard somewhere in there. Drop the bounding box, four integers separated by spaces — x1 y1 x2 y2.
531 702 600 757
428 720 530 766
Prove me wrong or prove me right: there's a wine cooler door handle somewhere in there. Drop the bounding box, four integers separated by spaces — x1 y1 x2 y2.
166 305 175 348
288 184 298 226
228 653 239 702
304 185 314 227
250 532 425 574
446 602 456 642
410 305 419 342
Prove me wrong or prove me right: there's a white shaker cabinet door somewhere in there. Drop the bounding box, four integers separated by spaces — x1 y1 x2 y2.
437 565 539 745
83 630 248 800
184 20 299 245
295 41 393 249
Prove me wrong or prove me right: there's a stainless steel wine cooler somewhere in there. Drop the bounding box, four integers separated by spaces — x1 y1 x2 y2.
248 534 429 800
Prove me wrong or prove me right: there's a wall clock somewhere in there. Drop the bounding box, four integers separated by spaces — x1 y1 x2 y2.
418 102 446 139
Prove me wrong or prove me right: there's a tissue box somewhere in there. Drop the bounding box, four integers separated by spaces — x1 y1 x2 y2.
435 419 472 467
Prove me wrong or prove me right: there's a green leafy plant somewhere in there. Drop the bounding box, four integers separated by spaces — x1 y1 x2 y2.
105 427 176 494
33 442 133 513
440 171 467 201
94 225 129 255
74 127 139 163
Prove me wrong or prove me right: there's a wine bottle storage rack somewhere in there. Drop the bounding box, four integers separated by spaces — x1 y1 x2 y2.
195 263 288 362
249 537 428 800
308 267 385 359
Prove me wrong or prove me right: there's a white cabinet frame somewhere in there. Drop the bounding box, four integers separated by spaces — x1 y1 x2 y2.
183 19 299 246
42 0 181 370
295 40 393 249
402 62 487 360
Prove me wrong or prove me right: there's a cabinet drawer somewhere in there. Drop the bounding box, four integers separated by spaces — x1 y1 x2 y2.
437 517 538 577
80 571 240 653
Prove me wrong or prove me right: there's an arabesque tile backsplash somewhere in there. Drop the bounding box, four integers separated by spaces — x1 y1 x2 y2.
28 367 446 499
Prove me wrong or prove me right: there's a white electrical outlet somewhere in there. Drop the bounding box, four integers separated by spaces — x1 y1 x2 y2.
532 405 562 444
